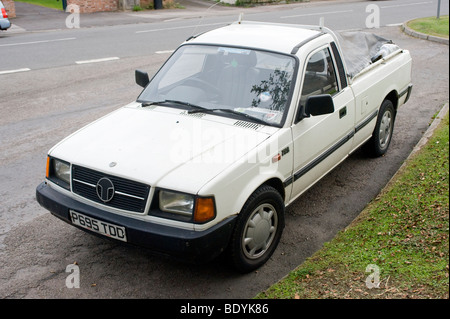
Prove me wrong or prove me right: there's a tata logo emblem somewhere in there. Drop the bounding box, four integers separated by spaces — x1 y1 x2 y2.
96 178 115 203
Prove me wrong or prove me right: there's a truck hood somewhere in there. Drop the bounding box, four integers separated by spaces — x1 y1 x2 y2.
50 103 272 193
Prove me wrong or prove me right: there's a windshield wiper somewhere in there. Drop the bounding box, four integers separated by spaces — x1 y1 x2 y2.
188 108 268 126
143 100 269 126
141 99 204 109
141 100 164 107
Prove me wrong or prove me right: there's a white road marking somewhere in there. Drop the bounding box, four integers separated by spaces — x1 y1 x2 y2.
75 57 120 64
380 1 432 9
136 22 226 34
164 18 183 22
155 50 175 54
281 10 353 19
0 68 31 75
0 37 76 47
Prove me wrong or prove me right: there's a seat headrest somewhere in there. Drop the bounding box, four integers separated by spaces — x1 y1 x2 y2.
306 58 325 72
222 50 257 68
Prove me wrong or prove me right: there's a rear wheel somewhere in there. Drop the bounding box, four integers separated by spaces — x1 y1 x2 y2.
228 185 285 273
366 99 396 157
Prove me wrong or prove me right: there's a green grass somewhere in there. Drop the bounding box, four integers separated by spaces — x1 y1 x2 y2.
258 111 449 299
15 0 64 11
407 15 449 38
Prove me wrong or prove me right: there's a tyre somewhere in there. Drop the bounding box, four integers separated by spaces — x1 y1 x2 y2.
366 99 396 157
228 185 285 273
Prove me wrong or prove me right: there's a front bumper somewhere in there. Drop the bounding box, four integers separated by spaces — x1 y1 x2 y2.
36 182 236 264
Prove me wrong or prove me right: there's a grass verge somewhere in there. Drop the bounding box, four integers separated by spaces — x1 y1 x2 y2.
257 110 449 299
15 0 63 11
407 15 449 38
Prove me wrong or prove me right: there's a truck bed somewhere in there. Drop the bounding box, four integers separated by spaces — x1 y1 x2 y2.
335 31 402 79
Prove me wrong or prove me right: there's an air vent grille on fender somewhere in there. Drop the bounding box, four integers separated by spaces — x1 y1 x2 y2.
179 111 206 118
233 121 262 130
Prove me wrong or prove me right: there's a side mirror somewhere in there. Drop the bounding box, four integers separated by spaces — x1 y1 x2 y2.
305 94 334 117
135 70 150 88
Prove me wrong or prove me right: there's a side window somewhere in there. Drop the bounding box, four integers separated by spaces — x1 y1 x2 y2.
299 48 338 110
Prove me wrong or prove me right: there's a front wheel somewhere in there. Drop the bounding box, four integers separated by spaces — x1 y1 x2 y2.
228 185 285 273
366 99 396 157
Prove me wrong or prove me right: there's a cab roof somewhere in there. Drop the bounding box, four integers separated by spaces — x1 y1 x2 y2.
187 22 323 55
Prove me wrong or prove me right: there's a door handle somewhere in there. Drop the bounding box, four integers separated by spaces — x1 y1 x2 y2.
339 107 347 119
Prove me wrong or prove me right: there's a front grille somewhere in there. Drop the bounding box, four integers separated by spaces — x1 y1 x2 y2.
72 165 150 213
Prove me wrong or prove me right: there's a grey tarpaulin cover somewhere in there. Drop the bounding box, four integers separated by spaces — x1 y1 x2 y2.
334 31 400 78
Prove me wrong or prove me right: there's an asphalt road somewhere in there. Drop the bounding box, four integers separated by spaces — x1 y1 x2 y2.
1 0 448 71
0 0 449 299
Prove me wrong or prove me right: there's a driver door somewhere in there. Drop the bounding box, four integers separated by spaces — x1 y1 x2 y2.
289 46 355 201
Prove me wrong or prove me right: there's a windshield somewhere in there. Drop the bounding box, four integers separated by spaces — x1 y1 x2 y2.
138 45 297 126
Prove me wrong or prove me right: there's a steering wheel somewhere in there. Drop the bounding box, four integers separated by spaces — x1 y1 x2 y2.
183 78 221 99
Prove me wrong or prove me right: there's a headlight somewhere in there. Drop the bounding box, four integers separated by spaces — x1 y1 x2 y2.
159 190 194 216
158 190 216 223
46 156 71 190
54 160 71 184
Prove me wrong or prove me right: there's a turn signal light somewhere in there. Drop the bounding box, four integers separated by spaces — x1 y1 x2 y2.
194 197 215 223
45 156 50 179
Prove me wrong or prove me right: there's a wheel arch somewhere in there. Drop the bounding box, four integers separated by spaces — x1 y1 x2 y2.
229 170 287 214
261 177 286 203
384 89 399 112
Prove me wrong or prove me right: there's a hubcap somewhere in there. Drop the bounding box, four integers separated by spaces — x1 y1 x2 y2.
379 110 392 149
242 204 278 260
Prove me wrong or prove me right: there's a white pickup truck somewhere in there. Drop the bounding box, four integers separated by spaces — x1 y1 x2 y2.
36 21 412 272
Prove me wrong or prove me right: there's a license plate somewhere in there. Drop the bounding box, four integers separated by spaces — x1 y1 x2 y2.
70 210 127 242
